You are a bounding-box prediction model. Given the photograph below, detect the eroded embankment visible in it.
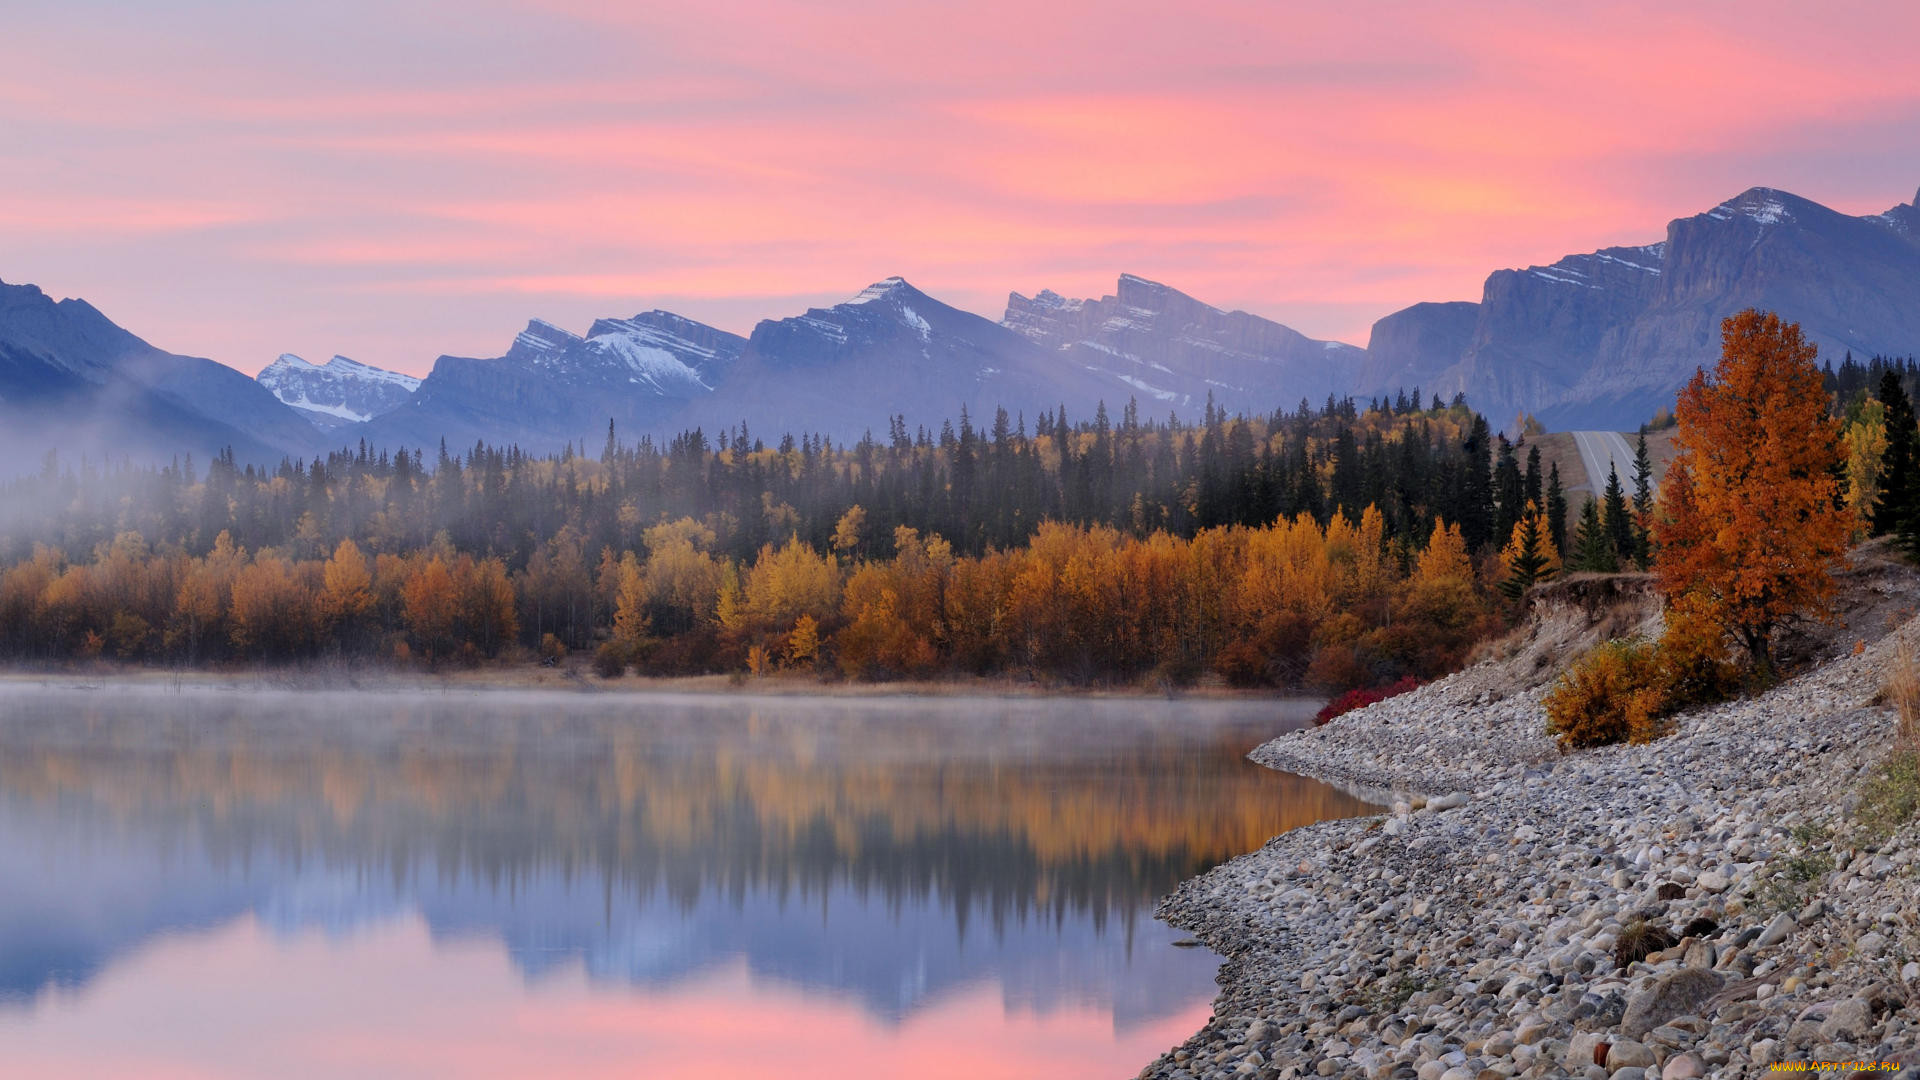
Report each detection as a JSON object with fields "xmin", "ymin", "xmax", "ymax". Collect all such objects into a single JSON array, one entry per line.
[{"xmin": 1141, "ymin": 556, "xmax": 1920, "ymax": 1080}]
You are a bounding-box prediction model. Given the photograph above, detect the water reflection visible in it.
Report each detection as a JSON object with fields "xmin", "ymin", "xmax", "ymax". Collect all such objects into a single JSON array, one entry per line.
[{"xmin": 0, "ymin": 685, "xmax": 1370, "ymax": 1076}]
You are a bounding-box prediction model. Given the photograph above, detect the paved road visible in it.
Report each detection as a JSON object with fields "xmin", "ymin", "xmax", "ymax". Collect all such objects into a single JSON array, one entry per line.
[{"xmin": 1569, "ymin": 430, "xmax": 1644, "ymax": 496}]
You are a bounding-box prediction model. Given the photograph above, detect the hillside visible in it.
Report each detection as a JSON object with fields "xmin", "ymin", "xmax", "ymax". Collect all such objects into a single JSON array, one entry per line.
[{"xmin": 1144, "ymin": 545, "xmax": 1920, "ymax": 1077}]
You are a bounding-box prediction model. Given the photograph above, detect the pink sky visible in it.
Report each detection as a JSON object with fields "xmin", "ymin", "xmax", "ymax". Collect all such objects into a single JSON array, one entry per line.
[
  {"xmin": 0, "ymin": 916, "xmax": 1210, "ymax": 1079},
  {"xmin": 3, "ymin": 0, "xmax": 1918, "ymax": 377}
]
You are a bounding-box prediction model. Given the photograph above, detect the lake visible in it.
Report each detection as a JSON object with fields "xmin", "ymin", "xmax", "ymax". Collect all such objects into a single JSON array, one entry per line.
[{"xmin": 0, "ymin": 684, "xmax": 1372, "ymax": 1079}]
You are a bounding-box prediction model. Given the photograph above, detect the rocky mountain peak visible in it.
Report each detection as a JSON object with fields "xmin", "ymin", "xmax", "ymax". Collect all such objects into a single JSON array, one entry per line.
[
  {"xmin": 255, "ymin": 351, "xmax": 422, "ymax": 429},
  {"xmin": 506, "ymin": 318, "xmax": 582, "ymax": 364},
  {"xmin": 845, "ymin": 276, "xmax": 918, "ymax": 306},
  {"xmin": 1002, "ymin": 274, "xmax": 1361, "ymax": 412}
]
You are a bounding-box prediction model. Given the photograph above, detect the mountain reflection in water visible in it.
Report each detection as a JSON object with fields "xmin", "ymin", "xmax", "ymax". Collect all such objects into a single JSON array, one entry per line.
[{"xmin": 0, "ymin": 685, "xmax": 1371, "ymax": 1078}]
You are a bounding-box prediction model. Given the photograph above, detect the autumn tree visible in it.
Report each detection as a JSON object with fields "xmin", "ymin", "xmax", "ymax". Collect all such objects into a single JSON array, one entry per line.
[
  {"xmin": 831, "ymin": 505, "xmax": 866, "ymax": 558},
  {"xmin": 319, "ymin": 539, "xmax": 375, "ymax": 646},
  {"xmin": 1843, "ymin": 396, "xmax": 1887, "ymax": 538},
  {"xmin": 612, "ymin": 551, "xmax": 650, "ymax": 654},
  {"xmin": 455, "ymin": 555, "xmax": 518, "ymax": 657},
  {"xmin": 401, "ymin": 555, "xmax": 459, "ymax": 661},
  {"xmin": 1654, "ymin": 310, "xmax": 1850, "ymax": 669},
  {"xmin": 786, "ymin": 613, "xmax": 821, "ymax": 670}
]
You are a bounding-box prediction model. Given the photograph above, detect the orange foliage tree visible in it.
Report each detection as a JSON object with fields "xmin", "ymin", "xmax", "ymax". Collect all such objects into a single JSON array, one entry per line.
[{"xmin": 1653, "ymin": 310, "xmax": 1850, "ymax": 668}]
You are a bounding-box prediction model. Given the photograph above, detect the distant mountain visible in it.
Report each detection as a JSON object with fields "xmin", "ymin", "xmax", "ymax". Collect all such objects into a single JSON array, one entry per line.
[
  {"xmin": 11, "ymin": 181, "xmax": 1920, "ymax": 462},
  {"xmin": 256, "ymin": 354, "xmax": 421, "ymax": 430},
  {"xmin": 1004, "ymin": 274, "xmax": 1365, "ymax": 415},
  {"xmin": 0, "ymin": 279, "xmax": 312, "ymax": 468},
  {"xmin": 688, "ymin": 276, "xmax": 1111, "ymax": 441},
  {"xmin": 355, "ymin": 309, "xmax": 745, "ymax": 453},
  {"xmin": 1361, "ymin": 186, "xmax": 1920, "ymax": 429}
]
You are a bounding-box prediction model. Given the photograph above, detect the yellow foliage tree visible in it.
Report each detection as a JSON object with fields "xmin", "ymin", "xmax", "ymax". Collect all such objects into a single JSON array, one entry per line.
[
  {"xmin": 319, "ymin": 539, "xmax": 374, "ymax": 634},
  {"xmin": 1844, "ymin": 397, "xmax": 1887, "ymax": 536},
  {"xmin": 401, "ymin": 555, "xmax": 458, "ymax": 660},
  {"xmin": 831, "ymin": 505, "xmax": 866, "ymax": 557},
  {"xmin": 612, "ymin": 551, "xmax": 650, "ymax": 651},
  {"xmin": 786, "ymin": 613, "xmax": 821, "ymax": 669}
]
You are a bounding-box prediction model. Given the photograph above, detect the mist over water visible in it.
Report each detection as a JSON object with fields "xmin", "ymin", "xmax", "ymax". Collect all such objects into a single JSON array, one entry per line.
[{"xmin": 0, "ymin": 686, "xmax": 1370, "ymax": 1078}]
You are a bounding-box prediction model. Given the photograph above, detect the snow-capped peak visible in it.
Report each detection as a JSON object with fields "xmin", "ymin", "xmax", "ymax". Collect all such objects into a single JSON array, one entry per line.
[
  {"xmin": 846, "ymin": 276, "xmax": 911, "ymax": 305},
  {"xmin": 1704, "ymin": 187, "xmax": 1798, "ymax": 227},
  {"xmin": 256, "ymin": 351, "xmax": 422, "ymax": 428}
]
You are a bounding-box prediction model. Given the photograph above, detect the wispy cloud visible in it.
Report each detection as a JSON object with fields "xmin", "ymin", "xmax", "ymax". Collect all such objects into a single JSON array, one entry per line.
[{"xmin": 2, "ymin": 0, "xmax": 1917, "ymax": 375}]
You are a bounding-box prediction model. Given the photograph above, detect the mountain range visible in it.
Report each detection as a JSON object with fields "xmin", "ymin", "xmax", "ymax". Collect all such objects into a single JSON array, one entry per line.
[
  {"xmin": 1365, "ymin": 186, "xmax": 1920, "ymax": 428},
  {"xmin": 3, "ymin": 183, "xmax": 1917, "ymax": 465}
]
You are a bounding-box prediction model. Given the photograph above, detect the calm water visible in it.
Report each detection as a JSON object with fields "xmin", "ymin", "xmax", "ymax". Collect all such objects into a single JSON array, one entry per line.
[{"xmin": 0, "ymin": 685, "xmax": 1371, "ymax": 1080}]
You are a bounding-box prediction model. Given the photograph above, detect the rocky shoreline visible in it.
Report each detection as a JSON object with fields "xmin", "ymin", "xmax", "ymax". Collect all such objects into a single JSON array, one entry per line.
[{"xmin": 1142, "ymin": 612, "xmax": 1920, "ymax": 1078}]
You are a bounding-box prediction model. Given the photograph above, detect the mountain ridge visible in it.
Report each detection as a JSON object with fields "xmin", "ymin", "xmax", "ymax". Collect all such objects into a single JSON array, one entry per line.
[
  {"xmin": 5, "ymin": 181, "xmax": 1919, "ymax": 470},
  {"xmin": 1360, "ymin": 184, "xmax": 1920, "ymax": 428}
]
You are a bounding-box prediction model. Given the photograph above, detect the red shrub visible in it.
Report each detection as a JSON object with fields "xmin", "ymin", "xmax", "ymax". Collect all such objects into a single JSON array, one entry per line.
[{"xmin": 1314, "ymin": 674, "xmax": 1420, "ymax": 725}]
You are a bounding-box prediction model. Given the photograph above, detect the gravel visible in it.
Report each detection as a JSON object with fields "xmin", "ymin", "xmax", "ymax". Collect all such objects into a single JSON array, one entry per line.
[{"xmin": 1139, "ymin": 620, "xmax": 1920, "ymax": 1079}]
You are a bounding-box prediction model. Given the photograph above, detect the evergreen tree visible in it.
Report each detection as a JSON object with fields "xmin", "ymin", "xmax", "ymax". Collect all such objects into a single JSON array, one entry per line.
[
  {"xmin": 1570, "ymin": 497, "xmax": 1617, "ymax": 573},
  {"xmin": 1498, "ymin": 501, "xmax": 1557, "ymax": 600},
  {"xmin": 1524, "ymin": 444, "xmax": 1543, "ymax": 510},
  {"xmin": 1458, "ymin": 415, "xmax": 1496, "ymax": 552},
  {"xmin": 1492, "ymin": 435, "xmax": 1523, "ymax": 549},
  {"xmin": 1602, "ymin": 464, "xmax": 1634, "ymax": 565},
  {"xmin": 1545, "ymin": 462, "xmax": 1568, "ymax": 558},
  {"xmin": 1872, "ymin": 370, "xmax": 1920, "ymax": 549},
  {"xmin": 1631, "ymin": 431, "xmax": 1654, "ymax": 568}
]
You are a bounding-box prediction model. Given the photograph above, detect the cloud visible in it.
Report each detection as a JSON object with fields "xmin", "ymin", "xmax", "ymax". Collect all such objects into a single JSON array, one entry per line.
[{"xmin": 1, "ymin": 0, "xmax": 1917, "ymax": 374}]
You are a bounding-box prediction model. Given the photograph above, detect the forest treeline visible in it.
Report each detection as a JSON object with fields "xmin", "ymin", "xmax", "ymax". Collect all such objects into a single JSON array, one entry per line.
[{"xmin": 0, "ymin": 394, "xmax": 1555, "ymax": 688}]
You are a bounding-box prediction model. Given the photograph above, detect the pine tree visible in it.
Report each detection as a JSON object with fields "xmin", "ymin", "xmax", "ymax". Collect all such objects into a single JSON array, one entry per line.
[
  {"xmin": 1872, "ymin": 370, "xmax": 1920, "ymax": 550},
  {"xmin": 1603, "ymin": 464, "xmax": 1634, "ymax": 565},
  {"xmin": 1458, "ymin": 415, "xmax": 1495, "ymax": 552},
  {"xmin": 1570, "ymin": 497, "xmax": 1617, "ymax": 573},
  {"xmin": 1492, "ymin": 436, "xmax": 1523, "ymax": 549},
  {"xmin": 1545, "ymin": 462, "xmax": 1568, "ymax": 558},
  {"xmin": 1498, "ymin": 501, "xmax": 1558, "ymax": 600},
  {"xmin": 1631, "ymin": 431, "xmax": 1654, "ymax": 567}
]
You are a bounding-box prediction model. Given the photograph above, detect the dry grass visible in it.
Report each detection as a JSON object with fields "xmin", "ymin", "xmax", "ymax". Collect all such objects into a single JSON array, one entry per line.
[
  {"xmin": 1837, "ymin": 642, "xmax": 1920, "ymax": 845},
  {"xmin": 1890, "ymin": 640, "xmax": 1920, "ymax": 748}
]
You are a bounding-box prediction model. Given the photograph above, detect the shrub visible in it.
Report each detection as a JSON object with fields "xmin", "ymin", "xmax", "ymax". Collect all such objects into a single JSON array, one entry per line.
[
  {"xmin": 1886, "ymin": 640, "xmax": 1920, "ymax": 747},
  {"xmin": 538, "ymin": 633, "xmax": 568, "ymax": 663},
  {"xmin": 591, "ymin": 640, "xmax": 628, "ymax": 679},
  {"xmin": 1854, "ymin": 750, "xmax": 1920, "ymax": 841},
  {"xmin": 1657, "ymin": 597, "xmax": 1741, "ymax": 709},
  {"xmin": 1544, "ymin": 638, "xmax": 1668, "ymax": 748},
  {"xmin": 1315, "ymin": 675, "xmax": 1420, "ymax": 725},
  {"xmin": 1547, "ymin": 602, "xmax": 1741, "ymax": 749}
]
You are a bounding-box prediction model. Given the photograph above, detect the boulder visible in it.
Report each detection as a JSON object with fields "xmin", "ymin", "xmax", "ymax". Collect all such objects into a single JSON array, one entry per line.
[{"xmin": 1621, "ymin": 969, "xmax": 1725, "ymax": 1039}]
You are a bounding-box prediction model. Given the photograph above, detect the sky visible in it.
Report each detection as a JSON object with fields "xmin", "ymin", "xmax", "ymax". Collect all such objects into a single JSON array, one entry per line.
[{"xmin": 4, "ymin": 0, "xmax": 1919, "ymax": 378}]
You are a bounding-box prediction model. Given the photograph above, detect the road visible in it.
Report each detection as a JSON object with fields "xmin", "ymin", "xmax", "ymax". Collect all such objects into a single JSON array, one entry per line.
[{"xmin": 1569, "ymin": 430, "xmax": 1646, "ymax": 496}]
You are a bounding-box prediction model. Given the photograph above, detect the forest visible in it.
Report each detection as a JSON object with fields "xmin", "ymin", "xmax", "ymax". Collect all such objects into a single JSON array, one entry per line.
[{"xmin": 0, "ymin": 392, "xmax": 1588, "ymax": 691}]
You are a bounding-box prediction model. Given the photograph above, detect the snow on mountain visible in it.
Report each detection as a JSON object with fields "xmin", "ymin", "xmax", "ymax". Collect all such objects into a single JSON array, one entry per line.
[
  {"xmin": 353, "ymin": 310, "xmax": 746, "ymax": 455},
  {"xmin": 256, "ymin": 353, "xmax": 422, "ymax": 430},
  {"xmin": 693, "ymin": 276, "xmax": 1112, "ymax": 440},
  {"xmin": 1004, "ymin": 274, "xmax": 1364, "ymax": 414}
]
